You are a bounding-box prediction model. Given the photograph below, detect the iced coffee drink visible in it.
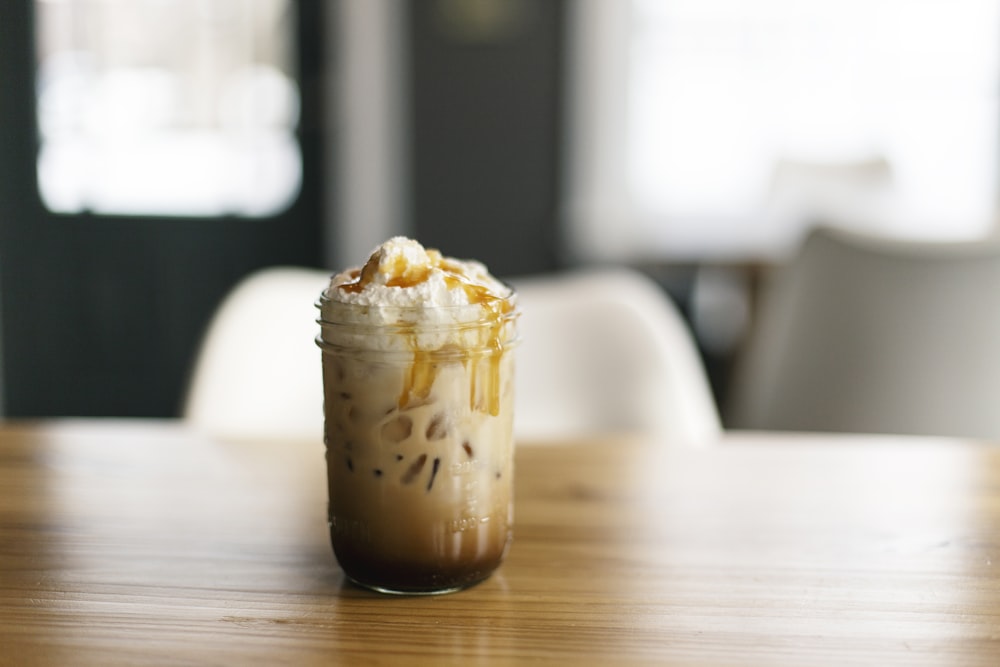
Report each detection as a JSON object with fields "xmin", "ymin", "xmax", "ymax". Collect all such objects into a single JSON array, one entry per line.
[{"xmin": 315, "ymin": 237, "xmax": 518, "ymax": 594}]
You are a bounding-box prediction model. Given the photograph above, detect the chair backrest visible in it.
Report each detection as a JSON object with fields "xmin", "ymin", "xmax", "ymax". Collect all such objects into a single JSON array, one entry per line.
[
  {"xmin": 727, "ymin": 226, "xmax": 1000, "ymax": 438},
  {"xmin": 183, "ymin": 267, "xmax": 330, "ymax": 442},
  {"xmin": 184, "ymin": 266, "xmax": 721, "ymax": 443},
  {"xmin": 509, "ymin": 269, "xmax": 720, "ymax": 442}
]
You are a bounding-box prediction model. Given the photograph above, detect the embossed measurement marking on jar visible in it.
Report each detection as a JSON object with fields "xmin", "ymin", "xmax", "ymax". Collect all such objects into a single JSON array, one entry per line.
[
  {"xmin": 449, "ymin": 459, "xmax": 488, "ymax": 476},
  {"xmin": 446, "ymin": 508, "xmax": 504, "ymax": 534}
]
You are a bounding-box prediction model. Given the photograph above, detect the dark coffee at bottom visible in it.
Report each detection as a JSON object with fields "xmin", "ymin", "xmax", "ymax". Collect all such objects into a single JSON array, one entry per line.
[{"xmin": 332, "ymin": 529, "xmax": 509, "ymax": 594}]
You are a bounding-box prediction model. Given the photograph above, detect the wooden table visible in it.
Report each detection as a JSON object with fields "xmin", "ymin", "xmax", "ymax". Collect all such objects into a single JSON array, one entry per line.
[{"xmin": 1, "ymin": 420, "xmax": 999, "ymax": 665}]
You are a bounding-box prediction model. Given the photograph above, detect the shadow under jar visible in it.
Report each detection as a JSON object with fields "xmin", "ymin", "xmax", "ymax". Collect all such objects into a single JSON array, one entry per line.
[{"xmin": 315, "ymin": 294, "xmax": 519, "ymax": 595}]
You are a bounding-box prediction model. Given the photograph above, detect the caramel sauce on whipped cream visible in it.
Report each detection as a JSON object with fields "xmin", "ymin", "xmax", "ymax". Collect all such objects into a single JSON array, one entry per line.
[{"xmin": 324, "ymin": 237, "xmax": 516, "ymax": 415}]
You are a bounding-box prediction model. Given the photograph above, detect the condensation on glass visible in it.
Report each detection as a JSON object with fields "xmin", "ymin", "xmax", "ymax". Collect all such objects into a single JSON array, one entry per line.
[{"xmin": 34, "ymin": 0, "xmax": 301, "ymax": 218}]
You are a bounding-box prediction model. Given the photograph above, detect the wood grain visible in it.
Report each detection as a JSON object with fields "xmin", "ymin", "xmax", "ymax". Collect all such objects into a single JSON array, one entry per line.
[{"xmin": 1, "ymin": 421, "xmax": 999, "ymax": 665}]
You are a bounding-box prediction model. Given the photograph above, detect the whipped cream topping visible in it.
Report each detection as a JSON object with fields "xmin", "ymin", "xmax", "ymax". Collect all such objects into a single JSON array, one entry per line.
[
  {"xmin": 322, "ymin": 237, "xmax": 512, "ymax": 317},
  {"xmin": 318, "ymin": 237, "xmax": 518, "ymax": 416}
]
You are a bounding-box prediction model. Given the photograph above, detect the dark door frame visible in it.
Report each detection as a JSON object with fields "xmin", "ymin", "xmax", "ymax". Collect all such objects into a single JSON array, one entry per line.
[{"xmin": 0, "ymin": 1, "xmax": 330, "ymax": 417}]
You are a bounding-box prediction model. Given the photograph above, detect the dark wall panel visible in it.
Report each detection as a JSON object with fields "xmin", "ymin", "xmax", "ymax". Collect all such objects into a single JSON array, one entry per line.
[{"xmin": 407, "ymin": 0, "xmax": 565, "ymax": 278}]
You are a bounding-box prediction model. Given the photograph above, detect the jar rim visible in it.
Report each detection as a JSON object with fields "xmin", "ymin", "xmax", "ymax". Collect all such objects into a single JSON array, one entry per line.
[
  {"xmin": 315, "ymin": 287, "xmax": 520, "ymax": 354},
  {"xmin": 315, "ymin": 287, "xmax": 519, "ymax": 325},
  {"xmin": 315, "ymin": 285, "xmax": 517, "ymax": 314}
]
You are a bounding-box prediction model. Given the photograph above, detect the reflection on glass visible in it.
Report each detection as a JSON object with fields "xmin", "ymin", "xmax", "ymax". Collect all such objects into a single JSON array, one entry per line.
[{"xmin": 35, "ymin": 0, "xmax": 301, "ymax": 218}]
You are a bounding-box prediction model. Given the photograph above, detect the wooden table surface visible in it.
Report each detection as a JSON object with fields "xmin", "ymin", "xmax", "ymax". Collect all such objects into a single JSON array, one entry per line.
[{"xmin": 1, "ymin": 420, "xmax": 999, "ymax": 665}]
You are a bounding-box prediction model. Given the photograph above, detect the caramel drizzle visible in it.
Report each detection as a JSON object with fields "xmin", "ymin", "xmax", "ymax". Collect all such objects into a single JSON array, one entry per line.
[
  {"xmin": 337, "ymin": 268, "xmax": 365, "ymax": 294},
  {"xmin": 337, "ymin": 250, "xmax": 512, "ymax": 415},
  {"xmin": 440, "ymin": 264, "xmax": 510, "ymax": 417},
  {"xmin": 337, "ymin": 256, "xmax": 433, "ymax": 293}
]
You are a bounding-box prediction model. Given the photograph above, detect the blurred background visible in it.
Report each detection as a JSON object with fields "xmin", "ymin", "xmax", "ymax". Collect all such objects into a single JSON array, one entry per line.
[{"xmin": 1, "ymin": 0, "xmax": 998, "ymax": 427}]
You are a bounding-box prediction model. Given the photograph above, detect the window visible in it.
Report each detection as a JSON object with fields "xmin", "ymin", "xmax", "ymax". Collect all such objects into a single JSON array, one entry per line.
[
  {"xmin": 565, "ymin": 0, "xmax": 1000, "ymax": 261},
  {"xmin": 35, "ymin": 0, "xmax": 301, "ymax": 217}
]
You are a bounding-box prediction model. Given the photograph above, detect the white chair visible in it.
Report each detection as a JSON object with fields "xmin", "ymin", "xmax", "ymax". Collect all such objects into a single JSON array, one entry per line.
[
  {"xmin": 183, "ymin": 267, "xmax": 330, "ymax": 442},
  {"xmin": 184, "ymin": 265, "xmax": 721, "ymax": 444},
  {"xmin": 727, "ymin": 226, "xmax": 1000, "ymax": 439},
  {"xmin": 509, "ymin": 268, "xmax": 720, "ymax": 442}
]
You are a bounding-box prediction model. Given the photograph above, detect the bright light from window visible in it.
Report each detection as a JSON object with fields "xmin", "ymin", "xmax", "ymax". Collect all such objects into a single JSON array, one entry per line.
[
  {"xmin": 35, "ymin": 0, "xmax": 301, "ymax": 218},
  {"xmin": 567, "ymin": 0, "xmax": 1000, "ymax": 261}
]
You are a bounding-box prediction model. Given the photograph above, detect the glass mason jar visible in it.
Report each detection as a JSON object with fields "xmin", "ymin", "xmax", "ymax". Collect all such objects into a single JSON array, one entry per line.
[{"xmin": 315, "ymin": 292, "xmax": 519, "ymax": 595}]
